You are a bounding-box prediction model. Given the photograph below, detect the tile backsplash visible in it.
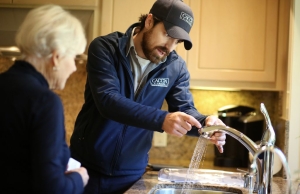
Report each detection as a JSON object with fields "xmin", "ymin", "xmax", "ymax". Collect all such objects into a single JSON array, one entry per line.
[{"xmin": 1, "ymin": 58, "xmax": 286, "ymax": 166}]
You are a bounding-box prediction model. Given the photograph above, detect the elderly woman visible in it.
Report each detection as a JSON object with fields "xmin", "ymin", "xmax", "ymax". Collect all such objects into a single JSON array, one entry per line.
[{"xmin": 0, "ymin": 4, "xmax": 89, "ymax": 194}]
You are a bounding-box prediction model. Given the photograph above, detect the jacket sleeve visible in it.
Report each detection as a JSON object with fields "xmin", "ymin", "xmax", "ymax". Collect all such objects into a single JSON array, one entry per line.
[
  {"xmin": 30, "ymin": 92, "xmax": 84, "ymax": 194},
  {"xmin": 164, "ymin": 58, "xmax": 207, "ymax": 137},
  {"xmin": 86, "ymin": 36, "xmax": 168, "ymax": 131}
]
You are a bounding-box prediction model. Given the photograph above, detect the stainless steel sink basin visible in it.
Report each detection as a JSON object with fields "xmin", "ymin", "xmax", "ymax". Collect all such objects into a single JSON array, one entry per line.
[
  {"xmin": 152, "ymin": 188, "xmax": 240, "ymax": 194},
  {"xmin": 149, "ymin": 184, "xmax": 243, "ymax": 194}
]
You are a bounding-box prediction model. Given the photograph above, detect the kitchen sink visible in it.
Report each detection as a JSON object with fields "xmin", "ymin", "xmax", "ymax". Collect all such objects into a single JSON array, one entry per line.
[
  {"xmin": 148, "ymin": 169, "xmax": 244, "ymax": 194},
  {"xmin": 149, "ymin": 184, "xmax": 243, "ymax": 194},
  {"xmin": 157, "ymin": 168, "xmax": 245, "ymax": 187},
  {"xmin": 152, "ymin": 188, "xmax": 241, "ymax": 194}
]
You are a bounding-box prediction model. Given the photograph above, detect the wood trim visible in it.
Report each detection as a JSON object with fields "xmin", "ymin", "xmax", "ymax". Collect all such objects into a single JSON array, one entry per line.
[{"xmin": 13, "ymin": 0, "xmax": 97, "ymax": 7}]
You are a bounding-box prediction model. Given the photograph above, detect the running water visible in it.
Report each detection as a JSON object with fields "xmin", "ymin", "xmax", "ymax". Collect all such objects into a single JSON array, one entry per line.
[{"xmin": 181, "ymin": 136, "xmax": 208, "ymax": 194}]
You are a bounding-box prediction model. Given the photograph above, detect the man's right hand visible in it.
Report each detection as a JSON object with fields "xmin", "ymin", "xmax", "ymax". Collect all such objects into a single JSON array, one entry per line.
[{"xmin": 162, "ymin": 112, "xmax": 202, "ymax": 137}]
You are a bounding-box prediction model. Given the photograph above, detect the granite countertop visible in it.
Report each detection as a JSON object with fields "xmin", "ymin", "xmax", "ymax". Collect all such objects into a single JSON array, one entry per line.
[{"xmin": 124, "ymin": 170, "xmax": 300, "ymax": 194}]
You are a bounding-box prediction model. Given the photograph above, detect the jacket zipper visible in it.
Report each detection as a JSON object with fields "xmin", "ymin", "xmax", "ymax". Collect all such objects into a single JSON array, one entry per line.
[
  {"xmin": 110, "ymin": 125, "xmax": 128, "ymax": 175},
  {"xmin": 109, "ymin": 56, "xmax": 134, "ymax": 175}
]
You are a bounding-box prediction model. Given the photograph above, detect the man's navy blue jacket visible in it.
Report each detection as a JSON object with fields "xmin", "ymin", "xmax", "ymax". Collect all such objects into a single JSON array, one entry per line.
[{"xmin": 70, "ymin": 23, "xmax": 207, "ymax": 177}]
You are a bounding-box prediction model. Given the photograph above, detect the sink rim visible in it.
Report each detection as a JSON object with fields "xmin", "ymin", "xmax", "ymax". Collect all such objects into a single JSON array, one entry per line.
[{"xmin": 148, "ymin": 183, "xmax": 243, "ymax": 194}]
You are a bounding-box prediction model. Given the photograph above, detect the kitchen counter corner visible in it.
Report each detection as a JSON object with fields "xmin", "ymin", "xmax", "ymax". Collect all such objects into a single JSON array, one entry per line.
[{"xmin": 124, "ymin": 170, "xmax": 300, "ymax": 194}]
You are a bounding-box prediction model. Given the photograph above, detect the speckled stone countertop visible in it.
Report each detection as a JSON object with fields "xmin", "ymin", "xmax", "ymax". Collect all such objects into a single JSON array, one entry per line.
[{"xmin": 124, "ymin": 170, "xmax": 300, "ymax": 194}]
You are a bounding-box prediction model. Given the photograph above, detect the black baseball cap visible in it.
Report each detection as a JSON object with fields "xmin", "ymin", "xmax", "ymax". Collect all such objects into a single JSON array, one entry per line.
[{"xmin": 150, "ymin": 0, "xmax": 194, "ymax": 50}]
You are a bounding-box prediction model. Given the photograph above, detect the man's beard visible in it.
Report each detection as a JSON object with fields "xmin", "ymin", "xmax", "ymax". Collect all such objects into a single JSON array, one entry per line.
[{"xmin": 141, "ymin": 28, "xmax": 170, "ymax": 64}]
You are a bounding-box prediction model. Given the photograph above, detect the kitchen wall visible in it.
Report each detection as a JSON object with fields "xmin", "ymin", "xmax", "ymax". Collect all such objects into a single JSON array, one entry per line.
[{"xmin": 0, "ymin": 57, "xmax": 286, "ymax": 168}]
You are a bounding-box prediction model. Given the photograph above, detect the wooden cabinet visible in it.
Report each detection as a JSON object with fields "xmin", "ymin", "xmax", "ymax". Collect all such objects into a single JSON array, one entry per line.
[
  {"xmin": 100, "ymin": 0, "xmax": 289, "ymax": 91},
  {"xmin": 0, "ymin": 0, "xmax": 290, "ymax": 90},
  {"xmin": 99, "ymin": 0, "xmax": 153, "ymax": 36},
  {"xmin": 12, "ymin": 0, "xmax": 97, "ymax": 7},
  {"xmin": 0, "ymin": 0, "xmax": 100, "ymax": 52},
  {"xmin": 0, "ymin": 0, "xmax": 12, "ymax": 3},
  {"xmin": 179, "ymin": 0, "xmax": 290, "ymax": 91}
]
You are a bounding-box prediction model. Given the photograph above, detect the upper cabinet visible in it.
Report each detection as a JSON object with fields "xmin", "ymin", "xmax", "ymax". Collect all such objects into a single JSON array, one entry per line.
[
  {"xmin": 0, "ymin": 0, "xmax": 12, "ymax": 3},
  {"xmin": 2, "ymin": 0, "xmax": 288, "ymax": 91},
  {"xmin": 99, "ymin": 0, "xmax": 154, "ymax": 36},
  {"xmin": 101, "ymin": 0, "xmax": 289, "ymax": 91},
  {"xmin": 179, "ymin": 0, "xmax": 290, "ymax": 91},
  {"xmin": 0, "ymin": 0, "xmax": 100, "ymax": 51}
]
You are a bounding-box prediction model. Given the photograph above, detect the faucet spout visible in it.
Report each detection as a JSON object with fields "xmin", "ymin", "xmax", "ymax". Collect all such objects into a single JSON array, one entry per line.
[{"xmin": 199, "ymin": 125, "xmax": 259, "ymax": 155}]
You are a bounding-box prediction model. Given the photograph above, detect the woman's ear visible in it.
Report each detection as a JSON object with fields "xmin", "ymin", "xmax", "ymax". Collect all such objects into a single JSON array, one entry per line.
[{"xmin": 51, "ymin": 50, "xmax": 60, "ymax": 70}]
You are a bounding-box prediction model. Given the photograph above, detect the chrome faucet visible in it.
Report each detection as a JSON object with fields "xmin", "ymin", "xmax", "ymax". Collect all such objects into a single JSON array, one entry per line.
[{"xmin": 198, "ymin": 103, "xmax": 289, "ymax": 194}]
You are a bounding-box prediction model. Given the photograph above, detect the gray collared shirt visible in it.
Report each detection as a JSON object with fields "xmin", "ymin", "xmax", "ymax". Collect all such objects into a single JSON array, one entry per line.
[{"xmin": 126, "ymin": 27, "xmax": 166, "ymax": 97}]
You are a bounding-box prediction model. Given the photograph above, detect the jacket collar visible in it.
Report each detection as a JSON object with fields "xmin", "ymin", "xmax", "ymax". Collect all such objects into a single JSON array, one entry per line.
[{"xmin": 12, "ymin": 60, "xmax": 49, "ymax": 88}]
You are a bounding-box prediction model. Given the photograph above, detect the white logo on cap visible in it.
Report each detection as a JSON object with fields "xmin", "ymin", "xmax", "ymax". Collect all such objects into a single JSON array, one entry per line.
[{"xmin": 180, "ymin": 12, "xmax": 193, "ymax": 27}]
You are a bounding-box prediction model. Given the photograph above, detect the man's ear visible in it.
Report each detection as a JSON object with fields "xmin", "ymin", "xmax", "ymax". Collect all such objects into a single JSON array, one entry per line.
[{"xmin": 145, "ymin": 14, "xmax": 154, "ymax": 30}]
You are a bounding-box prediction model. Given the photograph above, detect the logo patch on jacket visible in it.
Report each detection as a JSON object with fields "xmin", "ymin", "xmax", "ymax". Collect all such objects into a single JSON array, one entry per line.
[{"xmin": 150, "ymin": 78, "xmax": 169, "ymax": 87}]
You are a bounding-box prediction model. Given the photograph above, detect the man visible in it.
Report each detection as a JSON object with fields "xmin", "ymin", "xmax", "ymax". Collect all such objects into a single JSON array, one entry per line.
[{"xmin": 70, "ymin": 0, "xmax": 226, "ymax": 193}]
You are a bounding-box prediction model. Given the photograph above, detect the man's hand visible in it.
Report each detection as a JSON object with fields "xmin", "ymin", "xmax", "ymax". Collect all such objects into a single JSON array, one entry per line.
[
  {"xmin": 162, "ymin": 112, "xmax": 202, "ymax": 137},
  {"xmin": 205, "ymin": 115, "xmax": 226, "ymax": 153}
]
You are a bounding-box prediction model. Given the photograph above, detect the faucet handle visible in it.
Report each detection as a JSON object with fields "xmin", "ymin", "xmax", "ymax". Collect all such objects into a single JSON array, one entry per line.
[
  {"xmin": 260, "ymin": 103, "xmax": 274, "ymax": 132},
  {"xmin": 260, "ymin": 103, "xmax": 276, "ymax": 145}
]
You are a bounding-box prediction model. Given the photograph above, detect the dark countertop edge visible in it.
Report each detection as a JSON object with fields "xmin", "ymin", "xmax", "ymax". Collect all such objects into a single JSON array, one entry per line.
[{"xmin": 124, "ymin": 170, "xmax": 300, "ymax": 194}]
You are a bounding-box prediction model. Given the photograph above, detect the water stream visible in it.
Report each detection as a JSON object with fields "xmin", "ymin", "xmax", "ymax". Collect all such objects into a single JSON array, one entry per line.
[{"xmin": 181, "ymin": 136, "xmax": 208, "ymax": 194}]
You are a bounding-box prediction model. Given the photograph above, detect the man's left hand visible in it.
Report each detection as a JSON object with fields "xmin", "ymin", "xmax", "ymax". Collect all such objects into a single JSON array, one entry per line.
[{"xmin": 204, "ymin": 115, "xmax": 226, "ymax": 153}]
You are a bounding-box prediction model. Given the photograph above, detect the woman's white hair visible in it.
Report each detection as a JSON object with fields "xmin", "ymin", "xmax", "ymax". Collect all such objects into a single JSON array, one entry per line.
[{"xmin": 15, "ymin": 4, "xmax": 87, "ymax": 59}]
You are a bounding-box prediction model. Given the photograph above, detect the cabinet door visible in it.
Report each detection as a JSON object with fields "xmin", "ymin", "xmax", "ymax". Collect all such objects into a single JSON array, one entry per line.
[
  {"xmin": 13, "ymin": 0, "xmax": 97, "ymax": 6},
  {"xmin": 183, "ymin": 0, "xmax": 288, "ymax": 90},
  {"xmin": 100, "ymin": 0, "xmax": 153, "ymax": 35},
  {"xmin": 0, "ymin": 0, "xmax": 12, "ymax": 3},
  {"xmin": 99, "ymin": 0, "xmax": 288, "ymax": 90}
]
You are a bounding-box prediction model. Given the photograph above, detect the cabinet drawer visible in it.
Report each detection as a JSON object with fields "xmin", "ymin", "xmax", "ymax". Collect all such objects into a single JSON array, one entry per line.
[{"xmin": 13, "ymin": 0, "xmax": 97, "ymax": 7}]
